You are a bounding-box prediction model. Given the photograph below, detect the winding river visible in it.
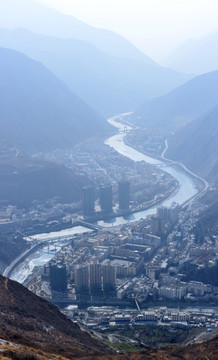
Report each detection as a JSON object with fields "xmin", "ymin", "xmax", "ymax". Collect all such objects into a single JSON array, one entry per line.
[
  {"xmin": 97, "ymin": 114, "xmax": 206, "ymax": 227},
  {"xmin": 8, "ymin": 114, "xmax": 207, "ymax": 283}
]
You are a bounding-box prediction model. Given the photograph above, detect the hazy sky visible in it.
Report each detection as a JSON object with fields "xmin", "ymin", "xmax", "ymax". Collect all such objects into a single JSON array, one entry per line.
[{"xmin": 38, "ymin": 0, "xmax": 218, "ymax": 61}]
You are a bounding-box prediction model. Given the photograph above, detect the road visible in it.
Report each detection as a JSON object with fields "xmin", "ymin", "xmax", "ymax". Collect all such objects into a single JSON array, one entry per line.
[{"xmin": 161, "ymin": 138, "xmax": 209, "ymax": 208}]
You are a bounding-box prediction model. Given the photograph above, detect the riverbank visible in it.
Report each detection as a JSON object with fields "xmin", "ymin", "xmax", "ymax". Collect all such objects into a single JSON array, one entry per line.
[
  {"xmin": 45, "ymin": 296, "xmax": 218, "ymax": 311},
  {"xmin": 97, "ymin": 115, "xmax": 202, "ymax": 227},
  {"xmin": 124, "ymin": 131, "xmax": 206, "ymax": 196}
]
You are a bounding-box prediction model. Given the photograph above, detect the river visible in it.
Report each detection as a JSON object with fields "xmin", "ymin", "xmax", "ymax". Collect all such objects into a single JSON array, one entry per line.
[
  {"xmin": 9, "ymin": 114, "xmax": 205, "ymax": 283},
  {"xmin": 97, "ymin": 114, "xmax": 203, "ymax": 227},
  {"xmin": 9, "ymin": 226, "xmax": 93, "ymax": 284}
]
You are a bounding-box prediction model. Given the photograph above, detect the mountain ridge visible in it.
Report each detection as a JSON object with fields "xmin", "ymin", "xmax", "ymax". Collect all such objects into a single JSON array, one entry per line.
[
  {"xmin": 164, "ymin": 30, "xmax": 218, "ymax": 74},
  {"xmin": 0, "ymin": 28, "xmax": 191, "ymax": 114},
  {"xmin": 0, "ymin": 0, "xmax": 154, "ymax": 64},
  {"xmin": 133, "ymin": 70, "xmax": 218, "ymax": 129},
  {"xmin": 166, "ymin": 105, "xmax": 218, "ymax": 183},
  {"xmin": 0, "ymin": 47, "xmax": 112, "ymax": 154}
]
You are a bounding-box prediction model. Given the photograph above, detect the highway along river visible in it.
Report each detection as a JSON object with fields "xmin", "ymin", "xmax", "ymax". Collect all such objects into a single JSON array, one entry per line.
[{"xmin": 8, "ymin": 114, "xmax": 207, "ymax": 283}]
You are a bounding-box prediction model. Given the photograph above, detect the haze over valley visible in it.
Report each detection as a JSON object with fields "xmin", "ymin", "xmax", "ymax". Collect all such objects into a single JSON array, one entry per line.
[{"xmin": 0, "ymin": 1, "xmax": 218, "ymax": 359}]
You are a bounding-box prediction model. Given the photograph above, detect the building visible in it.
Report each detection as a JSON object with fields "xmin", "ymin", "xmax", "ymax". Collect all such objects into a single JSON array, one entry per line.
[
  {"xmin": 144, "ymin": 234, "xmax": 161, "ymax": 248},
  {"xmin": 82, "ymin": 186, "xmax": 95, "ymax": 215},
  {"xmin": 188, "ymin": 281, "xmax": 204, "ymax": 296},
  {"xmin": 157, "ymin": 204, "xmax": 179, "ymax": 223},
  {"xmin": 146, "ymin": 265, "xmax": 160, "ymax": 280},
  {"xmin": 99, "ymin": 184, "xmax": 113, "ymax": 212},
  {"xmin": 74, "ymin": 263, "xmax": 102, "ymax": 294},
  {"xmin": 102, "ymin": 263, "xmax": 116, "ymax": 292},
  {"xmin": 151, "ymin": 204, "xmax": 179, "ymax": 235},
  {"xmin": 49, "ymin": 263, "xmax": 67, "ymax": 292},
  {"xmin": 215, "ymin": 238, "xmax": 218, "ymax": 255},
  {"xmin": 159, "ymin": 285, "xmax": 186, "ymax": 300},
  {"xmin": 89, "ymin": 263, "xmax": 102, "ymax": 292},
  {"xmin": 74, "ymin": 265, "xmax": 89, "ymax": 293},
  {"xmin": 117, "ymin": 281, "xmax": 132, "ymax": 299},
  {"xmin": 171, "ymin": 312, "xmax": 190, "ymax": 322},
  {"xmin": 157, "ymin": 206, "xmax": 168, "ymax": 221},
  {"xmin": 124, "ymin": 243, "xmax": 153, "ymax": 259},
  {"xmin": 135, "ymin": 312, "xmax": 157, "ymax": 322},
  {"xmin": 159, "ymin": 286, "xmax": 176, "ymax": 299},
  {"xmin": 151, "ymin": 217, "xmax": 165, "ymax": 235},
  {"xmin": 110, "ymin": 258, "xmax": 144, "ymax": 277},
  {"xmin": 118, "ymin": 180, "xmax": 130, "ymax": 210}
]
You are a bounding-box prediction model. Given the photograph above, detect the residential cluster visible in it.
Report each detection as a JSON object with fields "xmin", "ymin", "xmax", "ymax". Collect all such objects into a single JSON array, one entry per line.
[
  {"xmin": 62, "ymin": 305, "xmax": 218, "ymax": 331},
  {"xmin": 26, "ymin": 200, "xmax": 218, "ymax": 316}
]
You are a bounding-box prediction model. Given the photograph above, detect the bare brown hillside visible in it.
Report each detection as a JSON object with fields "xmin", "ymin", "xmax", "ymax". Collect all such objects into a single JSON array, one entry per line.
[
  {"xmin": 0, "ymin": 274, "xmax": 217, "ymax": 360},
  {"xmin": 0, "ymin": 275, "xmax": 111, "ymax": 358}
]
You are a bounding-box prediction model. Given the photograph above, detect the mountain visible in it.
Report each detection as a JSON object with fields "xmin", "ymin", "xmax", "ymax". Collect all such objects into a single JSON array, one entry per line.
[
  {"xmin": 0, "ymin": 0, "xmax": 154, "ymax": 64},
  {"xmin": 164, "ymin": 31, "xmax": 218, "ymax": 74},
  {"xmin": 0, "ymin": 155, "xmax": 93, "ymax": 272},
  {"xmin": 0, "ymin": 274, "xmax": 110, "ymax": 359},
  {"xmin": 0, "ymin": 276, "xmax": 218, "ymax": 360},
  {"xmin": 193, "ymin": 193, "xmax": 218, "ymax": 243},
  {"xmin": 0, "ymin": 28, "xmax": 191, "ymax": 114},
  {"xmin": 0, "ymin": 156, "xmax": 91, "ymax": 206},
  {"xmin": 133, "ymin": 70, "xmax": 218, "ymax": 129},
  {"xmin": 1, "ymin": 338, "xmax": 218, "ymax": 360},
  {"xmin": 0, "ymin": 233, "xmax": 27, "ymax": 273},
  {"xmin": 166, "ymin": 105, "xmax": 218, "ymax": 182},
  {"xmin": 0, "ymin": 47, "xmax": 112, "ymax": 154},
  {"xmin": 167, "ymin": 105, "xmax": 218, "ymax": 252}
]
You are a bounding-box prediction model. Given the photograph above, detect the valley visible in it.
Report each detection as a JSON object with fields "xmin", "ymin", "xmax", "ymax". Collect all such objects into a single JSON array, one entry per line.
[
  {"xmin": 0, "ymin": 1, "xmax": 218, "ymax": 358},
  {"xmin": 2, "ymin": 116, "xmax": 217, "ymax": 348}
]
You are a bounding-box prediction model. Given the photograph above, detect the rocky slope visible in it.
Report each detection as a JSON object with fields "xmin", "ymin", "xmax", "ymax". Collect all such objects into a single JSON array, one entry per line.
[
  {"xmin": 93, "ymin": 337, "xmax": 218, "ymax": 359},
  {"xmin": 0, "ymin": 275, "xmax": 110, "ymax": 359},
  {"xmin": 0, "ymin": 274, "xmax": 218, "ymax": 359}
]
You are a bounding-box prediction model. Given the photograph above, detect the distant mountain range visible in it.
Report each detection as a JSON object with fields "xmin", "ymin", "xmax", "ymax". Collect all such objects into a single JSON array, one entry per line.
[
  {"xmin": 164, "ymin": 31, "xmax": 218, "ymax": 74},
  {"xmin": 0, "ymin": 0, "xmax": 154, "ymax": 64},
  {"xmin": 133, "ymin": 70, "xmax": 218, "ymax": 129},
  {"xmin": 0, "ymin": 28, "xmax": 191, "ymax": 114},
  {"xmin": 0, "ymin": 47, "xmax": 112, "ymax": 154}
]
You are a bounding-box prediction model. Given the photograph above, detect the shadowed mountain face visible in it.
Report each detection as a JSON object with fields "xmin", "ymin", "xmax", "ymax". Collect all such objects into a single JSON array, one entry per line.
[
  {"xmin": 0, "ymin": 47, "xmax": 112, "ymax": 154},
  {"xmin": 164, "ymin": 31, "xmax": 218, "ymax": 74},
  {"xmin": 133, "ymin": 70, "xmax": 218, "ymax": 129},
  {"xmin": 0, "ymin": 233, "xmax": 27, "ymax": 271},
  {"xmin": 0, "ymin": 28, "xmax": 191, "ymax": 114},
  {"xmin": 166, "ymin": 106, "xmax": 218, "ymax": 183},
  {"xmin": 0, "ymin": 156, "xmax": 91, "ymax": 207}
]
